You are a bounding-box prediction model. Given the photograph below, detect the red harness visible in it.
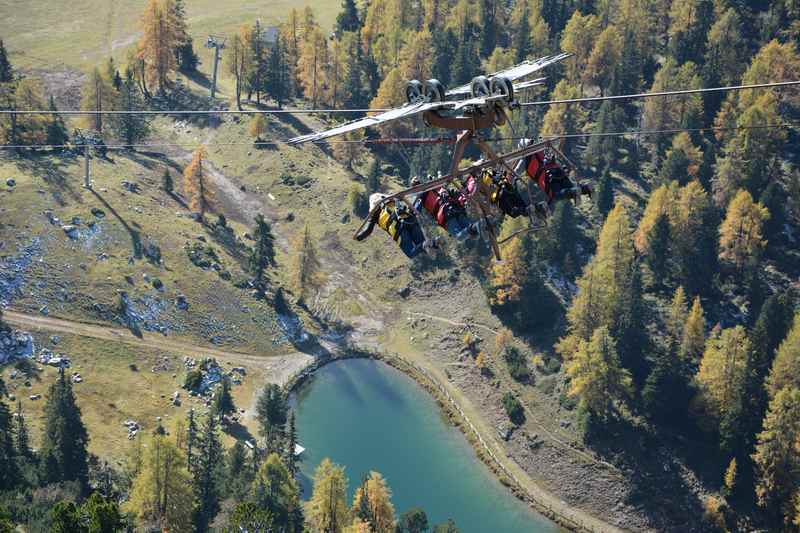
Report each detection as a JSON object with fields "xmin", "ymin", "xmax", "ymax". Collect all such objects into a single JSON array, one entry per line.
[
  {"xmin": 525, "ymin": 153, "xmax": 562, "ymax": 201},
  {"xmin": 419, "ymin": 183, "xmax": 471, "ymax": 229}
]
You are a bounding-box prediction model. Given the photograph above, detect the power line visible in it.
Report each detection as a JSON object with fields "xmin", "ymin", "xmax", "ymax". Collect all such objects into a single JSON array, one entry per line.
[
  {"xmin": 0, "ymin": 121, "xmax": 795, "ymax": 151},
  {"xmin": 1, "ymin": 80, "xmax": 798, "ymax": 116},
  {"xmin": 519, "ymin": 80, "xmax": 800, "ymax": 106}
]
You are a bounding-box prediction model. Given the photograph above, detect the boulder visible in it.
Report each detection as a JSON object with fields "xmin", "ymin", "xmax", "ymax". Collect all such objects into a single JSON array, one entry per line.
[
  {"xmin": 175, "ymin": 294, "xmax": 189, "ymax": 311},
  {"xmin": 91, "ymin": 207, "xmax": 105, "ymax": 218},
  {"xmin": 398, "ymin": 286, "xmax": 411, "ymax": 298},
  {"xmin": 6, "ymin": 178, "xmax": 16, "ymax": 187},
  {"xmin": 62, "ymin": 225, "xmax": 79, "ymax": 239}
]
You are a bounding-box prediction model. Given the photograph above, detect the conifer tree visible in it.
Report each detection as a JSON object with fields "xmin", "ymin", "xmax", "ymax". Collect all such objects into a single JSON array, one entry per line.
[
  {"xmin": 191, "ymin": 413, "xmax": 223, "ymax": 532},
  {"xmin": 183, "ymin": 146, "xmax": 214, "ymax": 218},
  {"xmin": 250, "ymin": 214, "xmax": 276, "ymax": 288},
  {"xmin": 704, "ymin": 9, "xmax": 746, "ymax": 87},
  {"xmin": 46, "ymin": 96, "xmax": 69, "ymax": 149},
  {"xmin": 595, "ymin": 165, "xmax": 614, "ymax": 217},
  {"xmin": 667, "ymin": 0, "xmax": 713, "ymax": 64},
  {"xmin": 560, "ymin": 11, "xmax": 602, "ymax": 89},
  {"xmin": 559, "ymin": 204, "xmax": 643, "ymax": 383},
  {"xmin": 718, "ymin": 189, "xmax": 770, "ymax": 271},
  {"xmin": 13, "ymin": 78, "xmax": 49, "ymax": 146},
  {"xmin": 80, "ymin": 67, "xmax": 115, "ymax": 133},
  {"xmin": 0, "ymin": 39, "xmax": 12, "ymax": 83},
  {"xmin": 112, "ymin": 69, "xmax": 150, "ymax": 148},
  {"xmin": 297, "ymin": 28, "xmax": 328, "ymax": 108},
  {"xmin": 138, "ymin": 0, "xmax": 179, "ymax": 94},
  {"xmin": 541, "ymin": 80, "xmax": 587, "ymax": 155},
  {"xmin": 643, "ymin": 59, "xmax": 704, "ymax": 153},
  {"xmin": 752, "ymin": 387, "xmax": 800, "ymax": 526},
  {"xmin": 252, "ymin": 453, "xmax": 301, "ymax": 529},
  {"xmin": 584, "ymin": 102, "xmax": 626, "ymax": 170},
  {"xmin": 512, "ymin": 2, "xmax": 530, "ymax": 63},
  {"xmin": 225, "ymin": 441, "xmax": 250, "ymax": 501},
  {"xmin": 766, "ymin": 312, "xmax": 800, "ymax": 400},
  {"xmin": 40, "ymin": 369, "xmax": 90, "ymax": 489},
  {"xmin": 256, "ymin": 384, "xmax": 288, "ymax": 452},
  {"xmin": 538, "ymin": 201, "xmax": 579, "ymax": 273},
  {"xmin": 567, "ymin": 326, "xmax": 633, "ymax": 421},
  {"xmin": 308, "ymin": 458, "xmax": 350, "ymax": 533},
  {"xmin": 162, "ymin": 168, "xmax": 173, "ymax": 193},
  {"xmin": 646, "ymin": 213, "xmax": 671, "ymax": 285},
  {"xmin": 672, "ymin": 181, "xmax": 718, "ymax": 296},
  {"xmin": 351, "ymin": 471, "xmax": 396, "ymax": 533},
  {"xmin": 285, "ymin": 412, "xmax": 298, "ymax": 476},
  {"xmin": 126, "ymin": 432, "xmax": 193, "ymax": 531},
  {"xmin": 212, "ymin": 376, "xmax": 235, "ymax": 422},
  {"xmin": 398, "ymin": 508, "xmax": 429, "ymax": 533},
  {"xmin": 585, "ymin": 25, "xmax": 623, "ymax": 96},
  {"xmin": 681, "ymin": 296, "xmax": 706, "ymax": 363},
  {"xmin": 171, "ymin": 0, "xmax": 197, "ymax": 73},
  {"xmin": 696, "ymin": 326, "xmax": 750, "ymax": 425},
  {"xmin": 336, "ymin": 0, "xmax": 360, "ymax": 35},
  {"xmin": 266, "ymin": 36, "xmax": 290, "ymax": 108},
  {"xmin": 187, "ymin": 407, "xmax": 198, "ymax": 470},
  {"xmin": 14, "ymin": 399, "xmax": 30, "ymax": 458},
  {"xmin": 0, "ymin": 400, "xmax": 19, "ymax": 491},
  {"xmin": 291, "ymin": 223, "xmax": 322, "ymax": 304},
  {"xmin": 227, "ymin": 31, "xmax": 247, "ymax": 110}
]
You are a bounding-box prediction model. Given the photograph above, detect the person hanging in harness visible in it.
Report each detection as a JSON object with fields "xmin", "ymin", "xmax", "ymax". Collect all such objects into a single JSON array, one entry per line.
[
  {"xmin": 355, "ymin": 193, "xmax": 435, "ymax": 259},
  {"xmin": 411, "ymin": 175, "xmax": 481, "ymax": 240},
  {"xmin": 477, "ymin": 167, "xmax": 529, "ymax": 218},
  {"xmin": 515, "ymin": 139, "xmax": 592, "ymax": 215}
]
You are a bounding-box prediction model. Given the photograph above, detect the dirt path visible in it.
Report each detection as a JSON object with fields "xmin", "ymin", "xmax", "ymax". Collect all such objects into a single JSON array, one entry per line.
[
  {"xmin": 407, "ymin": 311, "xmax": 499, "ymax": 336},
  {"xmin": 4, "ymin": 310, "xmax": 312, "ymax": 385}
]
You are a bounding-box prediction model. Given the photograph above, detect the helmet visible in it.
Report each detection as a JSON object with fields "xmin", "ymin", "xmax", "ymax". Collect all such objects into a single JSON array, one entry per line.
[
  {"xmin": 410, "ymin": 176, "xmax": 421, "ymax": 186},
  {"xmin": 517, "ymin": 138, "xmax": 532, "ymax": 149}
]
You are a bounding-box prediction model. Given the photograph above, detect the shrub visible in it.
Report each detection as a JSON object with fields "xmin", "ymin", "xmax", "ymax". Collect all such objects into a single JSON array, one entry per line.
[
  {"xmin": 502, "ymin": 392, "xmax": 525, "ymax": 425},
  {"xmin": 504, "ymin": 346, "xmax": 530, "ymax": 383},
  {"xmin": 183, "ymin": 369, "xmax": 203, "ymax": 392}
]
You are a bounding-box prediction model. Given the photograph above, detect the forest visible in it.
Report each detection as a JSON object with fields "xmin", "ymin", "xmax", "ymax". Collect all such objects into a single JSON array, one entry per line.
[{"xmin": 1, "ymin": 0, "xmax": 800, "ymax": 531}]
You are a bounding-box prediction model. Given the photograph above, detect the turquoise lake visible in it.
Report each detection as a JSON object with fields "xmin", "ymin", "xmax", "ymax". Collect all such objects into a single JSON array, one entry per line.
[{"xmin": 292, "ymin": 358, "xmax": 558, "ymax": 532}]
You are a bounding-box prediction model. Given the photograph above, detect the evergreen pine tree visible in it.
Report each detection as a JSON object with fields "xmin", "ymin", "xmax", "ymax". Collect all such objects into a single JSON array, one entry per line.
[
  {"xmin": 0, "ymin": 400, "xmax": 19, "ymax": 491},
  {"xmin": 256, "ymin": 384, "xmax": 288, "ymax": 453},
  {"xmin": 40, "ymin": 369, "xmax": 90, "ymax": 490},
  {"xmin": 285, "ymin": 412, "xmax": 298, "ymax": 476},
  {"xmin": 186, "ymin": 408, "xmax": 198, "ymax": 470},
  {"xmin": 111, "ymin": 68, "xmax": 150, "ymax": 148},
  {"xmin": 0, "ymin": 39, "xmax": 12, "ymax": 83},
  {"xmin": 250, "ymin": 214, "xmax": 276, "ymax": 288},
  {"xmin": 45, "ymin": 96, "xmax": 69, "ymax": 149},
  {"xmin": 478, "ymin": 0, "xmax": 496, "ymax": 58},
  {"xmin": 646, "ymin": 212, "xmax": 671, "ymax": 285},
  {"xmin": 291, "ymin": 224, "xmax": 322, "ymax": 304},
  {"xmin": 265, "ymin": 36, "xmax": 290, "ymax": 108},
  {"xmin": 336, "ymin": 0, "xmax": 360, "ymax": 34},
  {"xmin": 343, "ymin": 34, "xmax": 367, "ymax": 110},
  {"xmin": 513, "ymin": 3, "xmax": 530, "ymax": 63},
  {"xmin": 14, "ymin": 399, "xmax": 30, "ymax": 458},
  {"xmin": 212, "ymin": 377, "xmax": 235, "ymax": 422},
  {"xmin": 595, "ymin": 165, "xmax": 614, "ymax": 217},
  {"xmin": 191, "ymin": 413, "xmax": 223, "ymax": 532},
  {"xmin": 162, "ymin": 168, "xmax": 173, "ymax": 193}
]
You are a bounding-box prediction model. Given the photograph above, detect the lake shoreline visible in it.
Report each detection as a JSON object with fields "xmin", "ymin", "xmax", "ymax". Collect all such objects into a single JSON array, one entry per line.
[{"xmin": 284, "ymin": 346, "xmax": 593, "ymax": 533}]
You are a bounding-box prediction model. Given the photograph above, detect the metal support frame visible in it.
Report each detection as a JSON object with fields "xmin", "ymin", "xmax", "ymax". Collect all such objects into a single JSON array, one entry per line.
[{"xmin": 205, "ymin": 36, "xmax": 226, "ymax": 99}]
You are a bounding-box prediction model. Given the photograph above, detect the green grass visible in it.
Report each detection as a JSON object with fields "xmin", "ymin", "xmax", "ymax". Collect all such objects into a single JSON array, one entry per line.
[
  {"xmin": 0, "ymin": 149, "xmax": 290, "ymax": 355},
  {"xmin": 1, "ymin": 0, "xmax": 341, "ymax": 70},
  {"xmin": 0, "ymin": 331, "xmax": 266, "ymax": 464}
]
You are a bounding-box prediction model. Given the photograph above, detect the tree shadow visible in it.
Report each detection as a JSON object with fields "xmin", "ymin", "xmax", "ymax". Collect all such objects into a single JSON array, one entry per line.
[
  {"xmin": 89, "ymin": 189, "xmax": 142, "ymax": 259},
  {"xmin": 589, "ymin": 416, "xmax": 709, "ymax": 531},
  {"xmin": 11, "ymin": 151, "xmax": 82, "ymax": 205},
  {"xmin": 223, "ymin": 420, "xmax": 254, "ymax": 442}
]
